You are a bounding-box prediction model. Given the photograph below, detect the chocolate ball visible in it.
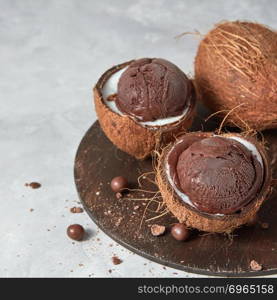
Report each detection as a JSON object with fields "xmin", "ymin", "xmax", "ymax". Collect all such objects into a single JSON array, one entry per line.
[
  {"xmin": 171, "ymin": 223, "xmax": 190, "ymax": 241},
  {"xmin": 67, "ymin": 224, "xmax": 85, "ymax": 241},
  {"xmin": 110, "ymin": 176, "xmax": 128, "ymax": 193}
]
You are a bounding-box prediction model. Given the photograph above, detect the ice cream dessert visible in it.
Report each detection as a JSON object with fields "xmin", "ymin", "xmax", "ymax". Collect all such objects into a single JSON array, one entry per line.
[
  {"xmin": 94, "ymin": 59, "xmax": 196, "ymax": 159},
  {"xmin": 175, "ymin": 136, "xmax": 263, "ymax": 214},
  {"xmin": 116, "ymin": 58, "xmax": 192, "ymax": 122},
  {"xmin": 157, "ymin": 132, "xmax": 271, "ymax": 233}
]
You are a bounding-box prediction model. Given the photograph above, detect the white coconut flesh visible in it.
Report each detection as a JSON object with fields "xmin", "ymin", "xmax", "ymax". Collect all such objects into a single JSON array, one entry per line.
[
  {"xmin": 165, "ymin": 135, "xmax": 264, "ymax": 216},
  {"xmin": 101, "ymin": 67, "xmax": 191, "ymax": 128}
]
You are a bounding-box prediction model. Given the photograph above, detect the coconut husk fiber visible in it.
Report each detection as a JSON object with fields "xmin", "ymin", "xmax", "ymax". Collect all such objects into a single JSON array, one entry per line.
[
  {"xmin": 195, "ymin": 21, "xmax": 277, "ymax": 131},
  {"xmin": 94, "ymin": 61, "xmax": 196, "ymax": 160},
  {"xmin": 156, "ymin": 132, "xmax": 272, "ymax": 233}
]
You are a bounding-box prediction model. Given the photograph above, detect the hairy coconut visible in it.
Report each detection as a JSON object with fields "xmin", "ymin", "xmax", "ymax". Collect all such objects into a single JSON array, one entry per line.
[
  {"xmin": 94, "ymin": 61, "xmax": 196, "ymax": 159},
  {"xmin": 195, "ymin": 21, "xmax": 277, "ymax": 131},
  {"xmin": 156, "ymin": 132, "xmax": 272, "ymax": 233}
]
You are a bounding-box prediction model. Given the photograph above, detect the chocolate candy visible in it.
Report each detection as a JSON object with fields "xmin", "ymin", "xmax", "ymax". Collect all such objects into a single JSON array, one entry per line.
[
  {"xmin": 110, "ymin": 176, "xmax": 128, "ymax": 193},
  {"xmin": 67, "ymin": 224, "xmax": 85, "ymax": 241},
  {"xmin": 171, "ymin": 223, "xmax": 190, "ymax": 241}
]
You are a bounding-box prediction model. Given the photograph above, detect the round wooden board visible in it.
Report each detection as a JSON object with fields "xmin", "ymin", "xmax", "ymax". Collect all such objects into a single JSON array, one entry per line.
[{"xmin": 74, "ymin": 108, "xmax": 277, "ymax": 277}]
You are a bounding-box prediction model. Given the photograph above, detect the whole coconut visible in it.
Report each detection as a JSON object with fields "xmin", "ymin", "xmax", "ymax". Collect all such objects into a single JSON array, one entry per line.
[{"xmin": 195, "ymin": 21, "xmax": 277, "ymax": 131}]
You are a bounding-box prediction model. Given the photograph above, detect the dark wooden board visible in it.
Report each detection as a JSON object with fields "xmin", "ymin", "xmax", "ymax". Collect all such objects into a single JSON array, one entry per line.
[{"xmin": 74, "ymin": 105, "xmax": 277, "ymax": 277}]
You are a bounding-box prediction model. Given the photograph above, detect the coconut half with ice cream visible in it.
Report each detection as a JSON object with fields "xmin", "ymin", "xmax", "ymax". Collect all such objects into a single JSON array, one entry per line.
[
  {"xmin": 156, "ymin": 132, "xmax": 272, "ymax": 233},
  {"xmin": 93, "ymin": 58, "xmax": 196, "ymax": 159}
]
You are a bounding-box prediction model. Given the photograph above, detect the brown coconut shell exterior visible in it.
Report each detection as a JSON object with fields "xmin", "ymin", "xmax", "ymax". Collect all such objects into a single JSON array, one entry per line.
[
  {"xmin": 94, "ymin": 61, "xmax": 196, "ymax": 160},
  {"xmin": 195, "ymin": 21, "xmax": 277, "ymax": 131},
  {"xmin": 156, "ymin": 132, "xmax": 272, "ymax": 233}
]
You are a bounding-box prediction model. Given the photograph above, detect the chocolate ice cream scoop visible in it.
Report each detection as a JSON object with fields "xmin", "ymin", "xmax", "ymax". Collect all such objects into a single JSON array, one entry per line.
[
  {"xmin": 116, "ymin": 58, "xmax": 193, "ymax": 122},
  {"xmin": 176, "ymin": 137, "xmax": 263, "ymax": 214}
]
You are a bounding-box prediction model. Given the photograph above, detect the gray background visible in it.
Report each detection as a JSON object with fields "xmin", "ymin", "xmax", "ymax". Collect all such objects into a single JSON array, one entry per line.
[{"xmin": 1, "ymin": 0, "xmax": 276, "ymax": 277}]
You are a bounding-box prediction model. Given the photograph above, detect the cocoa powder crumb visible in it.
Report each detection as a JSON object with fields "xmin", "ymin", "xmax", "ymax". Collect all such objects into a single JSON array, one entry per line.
[
  {"xmin": 25, "ymin": 182, "xmax": 41, "ymax": 189},
  {"xmin": 115, "ymin": 217, "xmax": 123, "ymax": 227},
  {"xmin": 116, "ymin": 192, "xmax": 122, "ymax": 199},
  {"xmin": 151, "ymin": 224, "xmax": 166, "ymax": 236},
  {"xmin": 250, "ymin": 260, "xmax": 262, "ymax": 271},
  {"xmin": 29, "ymin": 208, "xmax": 34, "ymax": 212},
  {"xmin": 112, "ymin": 256, "xmax": 122, "ymax": 265},
  {"xmin": 104, "ymin": 210, "xmax": 112, "ymax": 216},
  {"xmin": 70, "ymin": 207, "xmax": 84, "ymax": 213}
]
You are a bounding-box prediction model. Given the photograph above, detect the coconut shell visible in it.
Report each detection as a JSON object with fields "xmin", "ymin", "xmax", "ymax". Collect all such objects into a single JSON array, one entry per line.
[
  {"xmin": 195, "ymin": 21, "xmax": 277, "ymax": 131},
  {"xmin": 94, "ymin": 61, "xmax": 196, "ymax": 160},
  {"xmin": 156, "ymin": 132, "xmax": 272, "ymax": 233}
]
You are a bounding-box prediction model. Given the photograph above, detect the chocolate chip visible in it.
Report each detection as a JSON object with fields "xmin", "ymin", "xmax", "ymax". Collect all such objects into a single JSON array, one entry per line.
[
  {"xmin": 250, "ymin": 260, "xmax": 262, "ymax": 271},
  {"xmin": 70, "ymin": 207, "xmax": 84, "ymax": 213},
  {"xmin": 25, "ymin": 182, "xmax": 41, "ymax": 189},
  {"xmin": 171, "ymin": 223, "xmax": 190, "ymax": 241},
  {"xmin": 150, "ymin": 224, "xmax": 166, "ymax": 236},
  {"xmin": 112, "ymin": 256, "xmax": 122, "ymax": 265},
  {"xmin": 67, "ymin": 224, "xmax": 85, "ymax": 241}
]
